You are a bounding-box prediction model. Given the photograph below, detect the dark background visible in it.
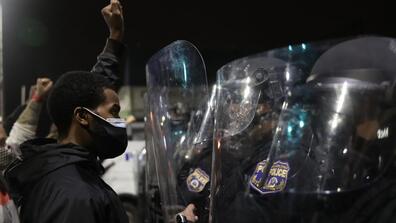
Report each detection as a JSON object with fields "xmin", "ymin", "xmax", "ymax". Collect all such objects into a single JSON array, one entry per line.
[{"xmin": 1, "ymin": 0, "xmax": 395, "ymax": 115}]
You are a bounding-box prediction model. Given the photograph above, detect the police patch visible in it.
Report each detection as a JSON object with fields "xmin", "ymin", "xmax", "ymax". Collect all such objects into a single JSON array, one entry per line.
[
  {"xmin": 250, "ymin": 160, "xmax": 289, "ymax": 194},
  {"xmin": 186, "ymin": 168, "xmax": 210, "ymax": 193}
]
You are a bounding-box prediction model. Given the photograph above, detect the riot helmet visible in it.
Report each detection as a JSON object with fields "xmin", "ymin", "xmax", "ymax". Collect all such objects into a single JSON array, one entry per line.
[
  {"xmin": 208, "ymin": 36, "xmax": 396, "ymax": 223},
  {"xmin": 261, "ymin": 36, "xmax": 396, "ymax": 194},
  {"xmin": 209, "ymin": 38, "xmax": 350, "ymax": 223}
]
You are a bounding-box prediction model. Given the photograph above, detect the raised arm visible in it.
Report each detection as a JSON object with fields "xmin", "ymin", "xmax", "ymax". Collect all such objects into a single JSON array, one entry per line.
[
  {"xmin": 5, "ymin": 78, "xmax": 53, "ymax": 159},
  {"xmin": 91, "ymin": 0, "xmax": 125, "ymax": 87}
]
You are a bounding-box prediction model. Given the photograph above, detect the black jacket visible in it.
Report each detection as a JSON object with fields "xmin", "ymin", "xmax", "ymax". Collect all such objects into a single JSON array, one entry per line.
[
  {"xmin": 91, "ymin": 38, "xmax": 125, "ymax": 89},
  {"xmin": 5, "ymin": 138, "xmax": 128, "ymax": 223}
]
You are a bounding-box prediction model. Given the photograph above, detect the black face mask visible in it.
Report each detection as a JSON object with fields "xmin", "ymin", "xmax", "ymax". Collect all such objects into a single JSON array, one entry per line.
[{"xmin": 83, "ymin": 108, "xmax": 128, "ymax": 159}]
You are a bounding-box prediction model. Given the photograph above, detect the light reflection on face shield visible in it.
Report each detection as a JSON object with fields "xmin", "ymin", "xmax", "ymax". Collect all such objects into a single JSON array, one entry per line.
[
  {"xmin": 218, "ymin": 67, "xmax": 295, "ymax": 160},
  {"xmin": 265, "ymin": 81, "xmax": 395, "ymax": 194},
  {"xmin": 222, "ymin": 103, "xmax": 280, "ymax": 160}
]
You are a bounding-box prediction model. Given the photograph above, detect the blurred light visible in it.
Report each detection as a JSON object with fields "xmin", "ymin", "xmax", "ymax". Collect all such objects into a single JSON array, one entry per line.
[
  {"xmin": 299, "ymin": 121, "xmax": 304, "ymax": 128},
  {"xmin": 138, "ymin": 149, "xmax": 147, "ymax": 162},
  {"xmin": 180, "ymin": 135, "xmax": 186, "ymax": 143},
  {"xmin": 282, "ymin": 102, "xmax": 288, "ymax": 110},
  {"xmin": 216, "ymin": 139, "xmax": 221, "ymax": 151},
  {"xmin": 182, "ymin": 62, "xmax": 187, "ymax": 84},
  {"xmin": 330, "ymin": 82, "xmax": 348, "ymax": 131},
  {"xmin": 243, "ymin": 86, "xmax": 251, "ymax": 99},
  {"xmin": 286, "ymin": 71, "xmax": 290, "ymax": 81},
  {"xmin": 336, "ymin": 82, "xmax": 348, "ymax": 113},
  {"xmin": 301, "ymin": 43, "xmax": 307, "ymax": 50},
  {"xmin": 342, "ymin": 148, "xmax": 348, "ymax": 154},
  {"xmin": 377, "ymin": 127, "xmax": 389, "ymax": 139},
  {"xmin": 288, "ymin": 45, "xmax": 293, "ymax": 51},
  {"xmin": 163, "ymin": 136, "xmax": 167, "ymax": 150},
  {"xmin": 287, "ymin": 125, "xmax": 293, "ymax": 133},
  {"xmin": 162, "ymin": 116, "xmax": 166, "ymax": 122},
  {"xmin": 330, "ymin": 113, "xmax": 341, "ymax": 130}
]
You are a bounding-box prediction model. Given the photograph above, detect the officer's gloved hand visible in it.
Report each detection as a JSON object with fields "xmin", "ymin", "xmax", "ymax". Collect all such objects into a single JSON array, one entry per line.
[{"xmin": 176, "ymin": 204, "xmax": 198, "ymax": 223}]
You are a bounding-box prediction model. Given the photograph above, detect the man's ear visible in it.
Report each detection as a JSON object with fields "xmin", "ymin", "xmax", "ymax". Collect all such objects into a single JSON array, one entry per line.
[{"xmin": 74, "ymin": 107, "xmax": 89, "ymax": 126}]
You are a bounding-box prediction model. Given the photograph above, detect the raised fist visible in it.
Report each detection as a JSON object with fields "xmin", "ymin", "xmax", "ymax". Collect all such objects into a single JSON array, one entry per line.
[
  {"xmin": 102, "ymin": 0, "xmax": 124, "ymax": 41},
  {"xmin": 32, "ymin": 78, "xmax": 53, "ymax": 102}
]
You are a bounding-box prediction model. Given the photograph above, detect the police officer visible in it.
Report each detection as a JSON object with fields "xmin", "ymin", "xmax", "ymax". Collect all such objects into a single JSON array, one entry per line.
[
  {"xmin": 210, "ymin": 36, "xmax": 396, "ymax": 223},
  {"xmin": 176, "ymin": 55, "xmax": 303, "ymax": 222}
]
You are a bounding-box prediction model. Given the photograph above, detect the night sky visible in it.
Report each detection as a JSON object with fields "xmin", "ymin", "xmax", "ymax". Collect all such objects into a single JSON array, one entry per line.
[{"xmin": 1, "ymin": 0, "xmax": 395, "ymax": 115}]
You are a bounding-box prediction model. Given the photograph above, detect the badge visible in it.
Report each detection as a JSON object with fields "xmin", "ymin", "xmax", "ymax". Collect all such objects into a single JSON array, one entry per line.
[
  {"xmin": 186, "ymin": 168, "xmax": 210, "ymax": 193},
  {"xmin": 250, "ymin": 160, "xmax": 289, "ymax": 194}
]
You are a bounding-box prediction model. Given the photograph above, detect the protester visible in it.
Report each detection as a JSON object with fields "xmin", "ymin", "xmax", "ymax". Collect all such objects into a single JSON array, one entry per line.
[
  {"xmin": 4, "ymin": 0, "xmax": 129, "ymax": 222},
  {"xmin": 0, "ymin": 78, "xmax": 53, "ymax": 171}
]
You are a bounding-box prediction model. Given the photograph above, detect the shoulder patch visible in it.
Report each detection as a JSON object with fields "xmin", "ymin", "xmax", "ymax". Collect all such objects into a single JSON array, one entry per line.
[
  {"xmin": 186, "ymin": 168, "xmax": 210, "ymax": 193},
  {"xmin": 250, "ymin": 160, "xmax": 289, "ymax": 194}
]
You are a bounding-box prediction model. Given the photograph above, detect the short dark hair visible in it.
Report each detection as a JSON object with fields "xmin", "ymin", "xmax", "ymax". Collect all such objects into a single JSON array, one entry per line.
[{"xmin": 47, "ymin": 71, "xmax": 114, "ymax": 137}]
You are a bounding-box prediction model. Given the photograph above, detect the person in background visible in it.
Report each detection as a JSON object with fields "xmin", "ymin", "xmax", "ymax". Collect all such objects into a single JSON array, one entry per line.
[
  {"xmin": 5, "ymin": 0, "xmax": 129, "ymax": 222},
  {"xmin": 5, "ymin": 78, "xmax": 53, "ymax": 157},
  {"xmin": 0, "ymin": 78, "xmax": 53, "ymax": 171}
]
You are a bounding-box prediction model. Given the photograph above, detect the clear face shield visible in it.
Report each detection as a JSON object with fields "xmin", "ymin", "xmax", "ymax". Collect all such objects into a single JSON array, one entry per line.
[
  {"xmin": 209, "ymin": 39, "xmax": 356, "ymax": 223},
  {"xmin": 212, "ymin": 57, "xmax": 296, "ymax": 159},
  {"xmin": 145, "ymin": 40, "xmax": 209, "ymax": 222},
  {"xmin": 209, "ymin": 56, "xmax": 310, "ymax": 222},
  {"xmin": 210, "ymin": 37, "xmax": 396, "ymax": 223},
  {"xmin": 263, "ymin": 79, "xmax": 394, "ymax": 194}
]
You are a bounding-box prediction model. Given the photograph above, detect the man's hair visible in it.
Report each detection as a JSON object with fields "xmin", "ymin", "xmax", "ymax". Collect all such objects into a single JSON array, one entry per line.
[{"xmin": 47, "ymin": 71, "xmax": 114, "ymax": 137}]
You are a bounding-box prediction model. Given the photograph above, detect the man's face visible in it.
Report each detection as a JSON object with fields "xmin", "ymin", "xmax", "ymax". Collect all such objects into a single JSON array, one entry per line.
[
  {"xmin": 81, "ymin": 88, "xmax": 121, "ymax": 148},
  {"xmin": 94, "ymin": 88, "xmax": 121, "ymax": 119},
  {"xmin": 78, "ymin": 88, "xmax": 128, "ymax": 158}
]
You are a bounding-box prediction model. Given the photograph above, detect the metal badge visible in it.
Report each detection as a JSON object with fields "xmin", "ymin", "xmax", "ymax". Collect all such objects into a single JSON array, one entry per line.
[
  {"xmin": 186, "ymin": 168, "xmax": 210, "ymax": 193},
  {"xmin": 250, "ymin": 160, "xmax": 290, "ymax": 194}
]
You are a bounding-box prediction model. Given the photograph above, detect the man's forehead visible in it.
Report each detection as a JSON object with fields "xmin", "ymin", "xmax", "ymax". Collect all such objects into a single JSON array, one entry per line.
[{"xmin": 103, "ymin": 88, "xmax": 120, "ymax": 103}]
